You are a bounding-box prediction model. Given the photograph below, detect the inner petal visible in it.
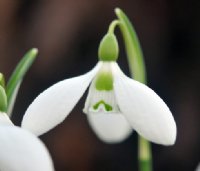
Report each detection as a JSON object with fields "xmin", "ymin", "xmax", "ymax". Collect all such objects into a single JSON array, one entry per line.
[
  {"xmin": 83, "ymin": 62, "xmax": 120, "ymax": 115},
  {"xmin": 83, "ymin": 87, "xmax": 120, "ymax": 114}
]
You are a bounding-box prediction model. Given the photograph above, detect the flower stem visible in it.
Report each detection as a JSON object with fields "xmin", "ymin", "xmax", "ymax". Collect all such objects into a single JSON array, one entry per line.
[
  {"xmin": 108, "ymin": 20, "xmax": 120, "ymax": 34},
  {"xmin": 138, "ymin": 137, "xmax": 152, "ymax": 171},
  {"xmin": 115, "ymin": 8, "xmax": 152, "ymax": 171}
]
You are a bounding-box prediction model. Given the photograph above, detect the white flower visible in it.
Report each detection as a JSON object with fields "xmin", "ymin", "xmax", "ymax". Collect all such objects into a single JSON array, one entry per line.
[
  {"xmin": 21, "ymin": 61, "xmax": 176, "ymax": 145},
  {"xmin": 0, "ymin": 112, "xmax": 54, "ymax": 171}
]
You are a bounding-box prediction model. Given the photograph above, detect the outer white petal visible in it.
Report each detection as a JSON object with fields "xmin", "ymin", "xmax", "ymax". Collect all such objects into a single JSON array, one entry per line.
[
  {"xmin": 196, "ymin": 163, "xmax": 200, "ymax": 171},
  {"xmin": 0, "ymin": 125, "xmax": 54, "ymax": 171},
  {"xmin": 0, "ymin": 112, "xmax": 14, "ymax": 126},
  {"xmin": 87, "ymin": 113, "xmax": 132, "ymax": 143},
  {"xmin": 112, "ymin": 63, "xmax": 176, "ymax": 145},
  {"xmin": 22, "ymin": 62, "xmax": 102, "ymax": 136}
]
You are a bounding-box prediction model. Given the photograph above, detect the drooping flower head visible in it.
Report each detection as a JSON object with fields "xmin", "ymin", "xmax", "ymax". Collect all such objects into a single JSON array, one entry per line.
[{"xmin": 22, "ymin": 31, "xmax": 176, "ymax": 145}]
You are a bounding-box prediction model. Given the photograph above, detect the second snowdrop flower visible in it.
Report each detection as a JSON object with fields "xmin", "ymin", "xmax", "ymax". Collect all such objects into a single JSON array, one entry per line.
[
  {"xmin": 22, "ymin": 32, "xmax": 176, "ymax": 145},
  {"xmin": 0, "ymin": 82, "xmax": 54, "ymax": 171}
]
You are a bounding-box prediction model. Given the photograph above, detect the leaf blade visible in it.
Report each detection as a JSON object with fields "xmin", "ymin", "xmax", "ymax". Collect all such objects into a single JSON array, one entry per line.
[
  {"xmin": 6, "ymin": 48, "xmax": 38, "ymax": 115},
  {"xmin": 115, "ymin": 8, "xmax": 146, "ymax": 84}
]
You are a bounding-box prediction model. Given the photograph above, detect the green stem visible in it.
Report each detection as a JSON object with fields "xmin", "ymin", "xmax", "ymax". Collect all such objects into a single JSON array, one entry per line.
[
  {"xmin": 108, "ymin": 20, "xmax": 121, "ymax": 34},
  {"xmin": 115, "ymin": 8, "xmax": 152, "ymax": 171},
  {"xmin": 139, "ymin": 137, "xmax": 152, "ymax": 171}
]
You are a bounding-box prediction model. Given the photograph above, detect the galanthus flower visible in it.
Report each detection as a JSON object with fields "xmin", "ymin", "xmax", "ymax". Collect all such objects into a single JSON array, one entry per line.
[
  {"xmin": 0, "ymin": 112, "xmax": 54, "ymax": 171},
  {"xmin": 22, "ymin": 33, "xmax": 176, "ymax": 145}
]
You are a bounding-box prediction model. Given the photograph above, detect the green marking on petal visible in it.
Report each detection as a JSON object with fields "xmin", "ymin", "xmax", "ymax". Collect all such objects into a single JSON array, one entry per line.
[
  {"xmin": 93, "ymin": 100, "xmax": 113, "ymax": 111},
  {"xmin": 95, "ymin": 72, "xmax": 113, "ymax": 91}
]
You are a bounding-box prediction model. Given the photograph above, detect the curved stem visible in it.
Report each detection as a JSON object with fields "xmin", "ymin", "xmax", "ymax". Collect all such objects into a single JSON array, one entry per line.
[{"xmin": 108, "ymin": 20, "xmax": 121, "ymax": 34}]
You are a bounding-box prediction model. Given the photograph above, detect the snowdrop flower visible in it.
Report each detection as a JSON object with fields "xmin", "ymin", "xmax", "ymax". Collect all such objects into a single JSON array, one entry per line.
[
  {"xmin": 0, "ymin": 112, "xmax": 54, "ymax": 171},
  {"xmin": 0, "ymin": 51, "xmax": 54, "ymax": 171},
  {"xmin": 22, "ymin": 33, "xmax": 176, "ymax": 145}
]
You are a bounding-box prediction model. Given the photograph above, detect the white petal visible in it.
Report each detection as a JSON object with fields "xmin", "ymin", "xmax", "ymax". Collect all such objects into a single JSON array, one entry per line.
[
  {"xmin": 22, "ymin": 62, "xmax": 102, "ymax": 136},
  {"xmin": 0, "ymin": 112, "xmax": 14, "ymax": 126},
  {"xmin": 87, "ymin": 113, "xmax": 132, "ymax": 143},
  {"xmin": 112, "ymin": 63, "xmax": 176, "ymax": 145},
  {"xmin": 196, "ymin": 163, "xmax": 200, "ymax": 171},
  {"xmin": 0, "ymin": 125, "xmax": 54, "ymax": 171}
]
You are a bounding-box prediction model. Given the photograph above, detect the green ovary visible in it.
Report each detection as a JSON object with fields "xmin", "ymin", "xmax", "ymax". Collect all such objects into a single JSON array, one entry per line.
[
  {"xmin": 98, "ymin": 33, "xmax": 119, "ymax": 61},
  {"xmin": 95, "ymin": 72, "xmax": 113, "ymax": 91},
  {"xmin": 93, "ymin": 100, "xmax": 113, "ymax": 111}
]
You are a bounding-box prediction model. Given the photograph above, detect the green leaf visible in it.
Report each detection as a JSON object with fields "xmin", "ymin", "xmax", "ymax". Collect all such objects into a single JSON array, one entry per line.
[
  {"xmin": 6, "ymin": 48, "xmax": 38, "ymax": 115},
  {"xmin": 115, "ymin": 8, "xmax": 146, "ymax": 84},
  {"xmin": 0, "ymin": 73, "xmax": 5, "ymax": 88},
  {"xmin": 0, "ymin": 85, "xmax": 7, "ymax": 112}
]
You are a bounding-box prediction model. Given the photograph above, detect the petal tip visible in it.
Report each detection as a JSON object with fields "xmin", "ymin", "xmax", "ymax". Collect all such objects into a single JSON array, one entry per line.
[
  {"xmin": 151, "ymin": 120, "xmax": 177, "ymax": 146},
  {"xmin": 163, "ymin": 124, "xmax": 177, "ymax": 146}
]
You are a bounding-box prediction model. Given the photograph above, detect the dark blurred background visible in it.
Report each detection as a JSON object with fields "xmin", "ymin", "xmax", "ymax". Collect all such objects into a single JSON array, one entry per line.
[{"xmin": 0, "ymin": 0, "xmax": 200, "ymax": 171}]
